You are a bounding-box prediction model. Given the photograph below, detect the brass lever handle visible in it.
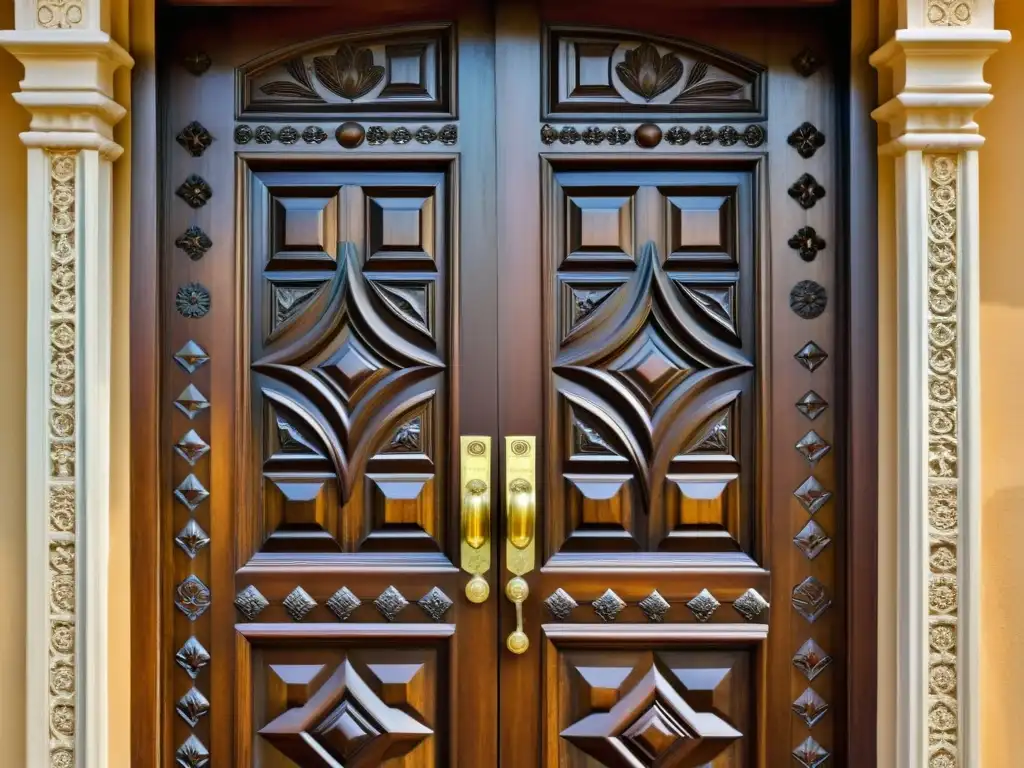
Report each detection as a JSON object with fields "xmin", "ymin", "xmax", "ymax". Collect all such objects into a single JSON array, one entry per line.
[
  {"xmin": 460, "ymin": 437, "xmax": 492, "ymax": 603},
  {"xmin": 504, "ymin": 437, "xmax": 536, "ymax": 653},
  {"xmin": 505, "ymin": 576, "xmax": 529, "ymax": 654}
]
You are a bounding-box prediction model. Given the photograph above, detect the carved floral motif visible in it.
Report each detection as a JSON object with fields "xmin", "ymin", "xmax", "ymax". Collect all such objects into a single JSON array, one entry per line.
[
  {"xmin": 615, "ymin": 43, "xmax": 683, "ymax": 101},
  {"xmin": 927, "ymin": 0, "xmax": 973, "ymax": 26},
  {"xmin": 36, "ymin": 0, "xmax": 83, "ymax": 29}
]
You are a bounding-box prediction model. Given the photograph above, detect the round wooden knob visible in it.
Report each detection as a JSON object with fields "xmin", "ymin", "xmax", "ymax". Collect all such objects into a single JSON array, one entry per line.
[
  {"xmin": 335, "ymin": 122, "xmax": 366, "ymax": 149},
  {"xmin": 634, "ymin": 123, "xmax": 663, "ymax": 148}
]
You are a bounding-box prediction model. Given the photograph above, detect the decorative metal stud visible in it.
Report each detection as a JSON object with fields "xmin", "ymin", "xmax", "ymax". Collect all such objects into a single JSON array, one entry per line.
[
  {"xmin": 793, "ymin": 638, "xmax": 832, "ymax": 681},
  {"xmin": 283, "ymin": 586, "xmax": 317, "ymax": 621},
  {"xmin": 788, "ymin": 173, "xmax": 826, "ymax": 209},
  {"xmin": 792, "ymin": 736, "xmax": 829, "ymax": 768},
  {"xmin": 792, "ymin": 576, "xmax": 831, "ymax": 623},
  {"xmin": 174, "ymin": 474, "xmax": 209, "ymax": 511},
  {"xmin": 794, "ymin": 475, "xmax": 832, "ymax": 514},
  {"xmin": 686, "ymin": 588, "xmax": 720, "ymax": 622},
  {"xmin": 788, "ymin": 226, "xmax": 826, "ymax": 262},
  {"xmin": 176, "ymin": 282, "xmax": 211, "ymax": 319},
  {"xmin": 415, "ymin": 125, "xmax": 437, "ymax": 144},
  {"xmin": 592, "ymin": 589, "xmax": 626, "ymax": 622},
  {"xmin": 795, "ymin": 430, "xmax": 831, "ymax": 464},
  {"xmin": 437, "ymin": 124, "xmax": 458, "ymax": 145},
  {"xmin": 176, "ymin": 121, "xmax": 214, "ymax": 157},
  {"xmin": 638, "ymin": 590, "xmax": 670, "ymax": 623},
  {"xmin": 795, "ymin": 341, "xmax": 828, "ymax": 372},
  {"xmin": 544, "ymin": 588, "xmax": 578, "ymax": 621},
  {"xmin": 634, "ymin": 123, "xmax": 663, "ymax": 148},
  {"xmin": 743, "ymin": 124, "xmax": 767, "ymax": 147},
  {"xmin": 582, "ymin": 126, "xmax": 605, "ymax": 145},
  {"xmin": 666, "ymin": 126, "xmax": 691, "ymax": 145},
  {"xmin": 606, "ymin": 126, "xmax": 631, "ymax": 145},
  {"xmin": 788, "ymin": 122, "xmax": 826, "ymax": 159},
  {"xmin": 559, "ymin": 126, "xmax": 581, "ymax": 144},
  {"xmin": 693, "ymin": 125, "xmax": 716, "ymax": 145},
  {"xmin": 175, "ymin": 518, "xmax": 210, "ymax": 559},
  {"xmin": 540, "ymin": 124, "xmax": 558, "ymax": 145},
  {"xmin": 234, "ymin": 125, "xmax": 253, "ymax": 144},
  {"xmin": 326, "ymin": 587, "xmax": 361, "ymax": 621},
  {"xmin": 176, "ymin": 175, "xmax": 212, "ymax": 208},
  {"xmin": 733, "ymin": 588, "xmax": 770, "ymax": 621},
  {"xmin": 175, "ymin": 636, "xmax": 211, "ymax": 680},
  {"xmin": 792, "ymin": 687, "xmax": 829, "ymax": 728},
  {"xmin": 175, "ymin": 226, "xmax": 213, "ymax": 261},
  {"xmin": 790, "ymin": 280, "xmax": 827, "ymax": 319},
  {"xmin": 717, "ymin": 125, "xmax": 739, "ymax": 146},
  {"xmin": 174, "ymin": 384, "xmax": 210, "ymax": 420},
  {"xmin": 302, "ymin": 126, "xmax": 328, "ymax": 144},
  {"xmin": 234, "ymin": 585, "xmax": 268, "ymax": 621},
  {"xmin": 374, "ymin": 585, "xmax": 409, "ymax": 622},
  {"xmin": 337, "ymin": 123, "xmax": 368, "ymax": 149},
  {"xmin": 366, "ymin": 126, "xmax": 389, "ymax": 145},
  {"xmin": 792, "ymin": 48, "xmax": 822, "ymax": 78},
  {"xmin": 254, "ymin": 125, "xmax": 275, "ymax": 144},
  {"xmin": 182, "ymin": 51, "xmax": 212, "ymax": 76},
  {"xmin": 176, "ymin": 687, "xmax": 211, "ymax": 727},
  {"xmin": 176, "ymin": 575, "xmax": 212, "ymax": 621},
  {"xmin": 175, "ymin": 735, "xmax": 210, "ymax": 768},
  {"xmin": 796, "ymin": 390, "xmax": 828, "ymax": 420},
  {"xmin": 793, "ymin": 519, "xmax": 832, "ymax": 560},
  {"xmin": 390, "ymin": 127, "xmax": 412, "ymax": 145},
  {"xmin": 278, "ymin": 125, "xmax": 299, "ymax": 145},
  {"xmin": 418, "ymin": 587, "xmax": 453, "ymax": 622},
  {"xmin": 173, "ymin": 340, "xmax": 209, "ymax": 373}
]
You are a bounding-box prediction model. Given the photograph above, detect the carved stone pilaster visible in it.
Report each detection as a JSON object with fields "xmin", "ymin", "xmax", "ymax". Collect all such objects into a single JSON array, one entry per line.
[
  {"xmin": 0, "ymin": 26, "xmax": 131, "ymax": 768},
  {"xmin": 872, "ymin": 13, "xmax": 1008, "ymax": 768}
]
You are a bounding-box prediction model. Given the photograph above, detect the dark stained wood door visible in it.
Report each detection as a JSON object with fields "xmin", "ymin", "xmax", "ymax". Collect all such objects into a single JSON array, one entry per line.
[{"xmin": 145, "ymin": 1, "xmax": 861, "ymax": 766}]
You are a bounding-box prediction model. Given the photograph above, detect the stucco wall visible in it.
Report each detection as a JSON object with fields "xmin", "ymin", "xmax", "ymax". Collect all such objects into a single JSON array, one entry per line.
[{"xmin": 979, "ymin": 3, "xmax": 1024, "ymax": 766}]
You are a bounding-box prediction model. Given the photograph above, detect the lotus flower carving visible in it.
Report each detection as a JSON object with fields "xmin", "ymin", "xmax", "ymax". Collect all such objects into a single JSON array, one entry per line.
[
  {"xmin": 313, "ymin": 44, "xmax": 385, "ymax": 101},
  {"xmin": 615, "ymin": 42, "xmax": 683, "ymax": 101}
]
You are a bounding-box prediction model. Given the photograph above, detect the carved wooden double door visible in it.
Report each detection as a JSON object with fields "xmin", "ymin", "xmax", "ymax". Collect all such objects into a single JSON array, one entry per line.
[{"xmin": 157, "ymin": 1, "xmax": 847, "ymax": 765}]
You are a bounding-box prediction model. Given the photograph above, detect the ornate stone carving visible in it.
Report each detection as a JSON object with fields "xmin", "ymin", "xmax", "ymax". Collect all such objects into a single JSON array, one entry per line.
[
  {"xmin": 927, "ymin": 0, "xmax": 973, "ymax": 26},
  {"xmin": 374, "ymin": 585, "xmax": 409, "ymax": 622},
  {"xmin": 544, "ymin": 588, "xmax": 578, "ymax": 621},
  {"xmin": 36, "ymin": 0, "xmax": 83, "ymax": 29},
  {"xmin": 592, "ymin": 589, "xmax": 626, "ymax": 622},
  {"xmin": 46, "ymin": 152, "xmax": 78, "ymax": 766},
  {"xmin": 927, "ymin": 154, "xmax": 960, "ymax": 765},
  {"xmin": 686, "ymin": 588, "xmax": 720, "ymax": 622}
]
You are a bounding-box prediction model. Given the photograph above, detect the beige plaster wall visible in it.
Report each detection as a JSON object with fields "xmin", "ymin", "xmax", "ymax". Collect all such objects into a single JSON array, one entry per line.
[
  {"xmin": 0, "ymin": 1, "xmax": 28, "ymax": 764},
  {"xmin": 979, "ymin": 4, "xmax": 1024, "ymax": 766}
]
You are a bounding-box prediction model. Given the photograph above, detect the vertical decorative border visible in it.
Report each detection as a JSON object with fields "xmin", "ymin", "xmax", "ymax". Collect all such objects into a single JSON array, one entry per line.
[
  {"xmin": 925, "ymin": 154, "xmax": 959, "ymax": 768},
  {"xmin": 47, "ymin": 150, "xmax": 79, "ymax": 768}
]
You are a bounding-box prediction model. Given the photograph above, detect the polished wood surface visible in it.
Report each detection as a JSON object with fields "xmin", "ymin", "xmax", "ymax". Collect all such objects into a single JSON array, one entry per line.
[{"xmin": 132, "ymin": 1, "xmax": 878, "ymax": 765}]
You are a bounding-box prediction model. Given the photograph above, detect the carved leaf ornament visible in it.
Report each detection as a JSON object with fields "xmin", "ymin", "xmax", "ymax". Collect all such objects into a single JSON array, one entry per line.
[
  {"xmin": 260, "ymin": 44, "xmax": 385, "ymax": 102},
  {"xmin": 616, "ymin": 43, "xmax": 744, "ymax": 103}
]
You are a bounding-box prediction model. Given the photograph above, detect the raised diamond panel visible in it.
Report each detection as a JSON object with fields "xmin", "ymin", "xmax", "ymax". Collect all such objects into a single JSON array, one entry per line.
[
  {"xmin": 638, "ymin": 590, "xmax": 670, "ymax": 623},
  {"xmin": 283, "ymin": 586, "xmax": 317, "ymax": 621},
  {"xmin": 733, "ymin": 588, "xmax": 769, "ymax": 621},
  {"xmin": 235, "ymin": 585, "xmax": 269, "ymax": 621},
  {"xmin": 545, "ymin": 588, "xmax": 578, "ymax": 621},
  {"xmin": 792, "ymin": 577, "xmax": 831, "ymax": 623},
  {"xmin": 686, "ymin": 588, "xmax": 720, "ymax": 622},
  {"xmin": 793, "ymin": 638, "xmax": 832, "ymax": 681},
  {"xmin": 592, "ymin": 589, "xmax": 626, "ymax": 622},
  {"xmin": 417, "ymin": 586, "xmax": 452, "ymax": 622},
  {"xmin": 175, "ymin": 636, "xmax": 211, "ymax": 680},
  {"xmin": 326, "ymin": 587, "xmax": 361, "ymax": 621},
  {"xmin": 374, "ymin": 585, "xmax": 409, "ymax": 622}
]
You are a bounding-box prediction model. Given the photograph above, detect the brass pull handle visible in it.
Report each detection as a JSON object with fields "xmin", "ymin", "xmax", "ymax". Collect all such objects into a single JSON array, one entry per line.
[
  {"xmin": 504, "ymin": 437, "xmax": 536, "ymax": 653},
  {"xmin": 460, "ymin": 437, "xmax": 492, "ymax": 603},
  {"xmin": 505, "ymin": 576, "xmax": 529, "ymax": 654}
]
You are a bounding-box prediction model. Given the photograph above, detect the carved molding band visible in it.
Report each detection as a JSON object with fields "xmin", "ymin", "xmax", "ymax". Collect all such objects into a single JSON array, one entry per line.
[
  {"xmin": 235, "ymin": 123, "xmax": 458, "ymax": 147},
  {"xmin": 540, "ymin": 123, "xmax": 766, "ymax": 148},
  {"xmin": 926, "ymin": 154, "xmax": 960, "ymax": 768},
  {"xmin": 47, "ymin": 150, "xmax": 78, "ymax": 768}
]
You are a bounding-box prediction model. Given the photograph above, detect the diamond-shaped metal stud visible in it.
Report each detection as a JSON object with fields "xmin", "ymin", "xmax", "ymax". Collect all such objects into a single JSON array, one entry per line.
[
  {"xmin": 592, "ymin": 589, "xmax": 626, "ymax": 622},
  {"xmin": 795, "ymin": 341, "xmax": 828, "ymax": 372},
  {"xmin": 176, "ymin": 174, "xmax": 212, "ymax": 208},
  {"xmin": 789, "ymin": 173, "xmax": 826, "ymax": 210},
  {"xmin": 175, "ymin": 575, "xmax": 211, "ymax": 621},
  {"xmin": 283, "ymin": 586, "xmax": 317, "ymax": 621},
  {"xmin": 792, "ymin": 577, "xmax": 831, "ymax": 623},
  {"xmin": 638, "ymin": 590, "xmax": 670, "ymax": 623},
  {"xmin": 544, "ymin": 588, "xmax": 578, "ymax": 621},
  {"xmin": 796, "ymin": 430, "xmax": 831, "ymax": 464},
  {"xmin": 788, "ymin": 226, "xmax": 826, "ymax": 262},
  {"xmin": 793, "ymin": 735, "xmax": 830, "ymax": 767},
  {"xmin": 374, "ymin": 585, "xmax": 409, "ymax": 622},
  {"xmin": 175, "ymin": 227, "xmax": 213, "ymax": 261},
  {"xmin": 794, "ymin": 520, "xmax": 832, "ymax": 560},
  {"xmin": 174, "ymin": 474, "xmax": 209, "ymax": 511},
  {"xmin": 686, "ymin": 588, "xmax": 720, "ymax": 622},
  {"xmin": 793, "ymin": 638, "xmax": 832, "ymax": 681},
  {"xmin": 418, "ymin": 587, "xmax": 453, "ymax": 622},
  {"xmin": 235, "ymin": 585, "xmax": 268, "ymax": 621},
  {"xmin": 792, "ymin": 686, "xmax": 829, "ymax": 727},
  {"xmin": 792, "ymin": 48, "xmax": 822, "ymax": 78},
  {"xmin": 796, "ymin": 391, "xmax": 828, "ymax": 421},
  {"xmin": 182, "ymin": 51, "xmax": 212, "ymax": 76},
  {"xmin": 733, "ymin": 588, "xmax": 770, "ymax": 621},
  {"xmin": 176, "ymin": 121, "xmax": 214, "ymax": 157},
  {"xmin": 787, "ymin": 122, "xmax": 826, "ymax": 159},
  {"xmin": 175, "ymin": 735, "xmax": 210, "ymax": 768},
  {"xmin": 175, "ymin": 519, "xmax": 210, "ymax": 559},
  {"xmin": 173, "ymin": 340, "xmax": 209, "ymax": 373},
  {"xmin": 174, "ymin": 429, "xmax": 210, "ymax": 466},
  {"xmin": 794, "ymin": 476, "xmax": 832, "ymax": 514},
  {"xmin": 326, "ymin": 586, "xmax": 361, "ymax": 621},
  {"xmin": 176, "ymin": 686, "xmax": 210, "ymax": 727},
  {"xmin": 175, "ymin": 636, "xmax": 211, "ymax": 680},
  {"xmin": 174, "ymin": 384, "xmax": 210, "ymax": 420}
]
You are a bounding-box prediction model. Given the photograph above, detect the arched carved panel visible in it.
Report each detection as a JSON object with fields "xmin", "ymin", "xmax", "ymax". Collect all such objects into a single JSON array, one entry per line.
[{"xmin": 544, "ymin": 26, "xmax": 767, "ymax": 122}]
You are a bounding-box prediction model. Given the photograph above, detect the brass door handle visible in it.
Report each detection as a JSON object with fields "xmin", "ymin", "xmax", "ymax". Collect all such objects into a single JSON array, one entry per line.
[
  {"xmin": 504, "ymin": 436, "xmax": 536, "ymax": 653},
  {"xmin": 460, "ymin": 437, "xmax": 492, "ymax": 603}
]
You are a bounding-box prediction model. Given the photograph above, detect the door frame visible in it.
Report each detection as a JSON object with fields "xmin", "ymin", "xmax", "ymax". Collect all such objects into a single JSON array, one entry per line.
[{"xmin": 128, "ymin": 0, "xmax": 879, "ymax": 765}]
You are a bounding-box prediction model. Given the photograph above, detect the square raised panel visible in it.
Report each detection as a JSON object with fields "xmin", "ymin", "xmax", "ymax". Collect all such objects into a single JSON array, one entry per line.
[
  {"xmin": 660, "ymin": 474, "xmax": 743, "ymax": 553},
  {"xmin": 570, "ymin": 42, "xmax": 619, "ymax": 98},
  {"xmin": 270, "ymin": 194, "xmax": 339, "ymax": 267},
  {"xmin": 262, "ymin": 472, "xmax": 341, "ymax": 553},
  {"xmin": 565, "ymin": 188, "xmax": 636, "ymax": 265},
  {"xmin": 381, "ymin": 43, "xmax": 432, "ymax": 98},
  {"xmin": 664, "ymin": 190, "xmax": 737, "ymax": 264},
  {"xmin": 366, "ymin": 189, "xmax": 436, "ymax": 264}
]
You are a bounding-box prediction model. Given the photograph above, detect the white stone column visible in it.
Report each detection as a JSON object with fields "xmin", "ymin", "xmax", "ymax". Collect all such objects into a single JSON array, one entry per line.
[
  {"xmin": 0, "ymin": 12, "xmax": 131, "ymax": 768},
  {"xmin": 872, "ymin": 5, "xmax": 1008, "ymax": 767}
]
